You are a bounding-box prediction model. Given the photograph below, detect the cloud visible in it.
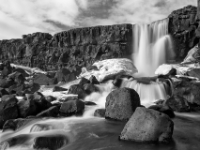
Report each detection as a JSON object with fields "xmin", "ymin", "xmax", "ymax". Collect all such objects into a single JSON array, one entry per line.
[{"xmin": 0, "ymin": 0, "xmax": 197, "ymax": 40}]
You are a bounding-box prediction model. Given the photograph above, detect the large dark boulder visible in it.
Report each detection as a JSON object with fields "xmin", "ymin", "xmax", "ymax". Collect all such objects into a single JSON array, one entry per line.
[
  {"xmin": 59, "ymin": 100, "xmax": 85, "ymax": 116},
  {"xmin": 26, "ymin": 92, "xmax": 52, "ymax": 113},
  {"xmin": 105, "ymin": 88, "xmax": 140, "ymax": 121},
  {"xmin": 68, "ymin": 84, "xmax": 87, "ymax": 99},
  {"xmin": 119, "ymin": 107, "xmax": 174, "ymax": 143},
  {"xmin": 17, "ymin": 98, "xmax": 37, "ymax": 118},
  {"xmin": 0, "ymin": 95, "xmax": 19, "ymax": 128}
]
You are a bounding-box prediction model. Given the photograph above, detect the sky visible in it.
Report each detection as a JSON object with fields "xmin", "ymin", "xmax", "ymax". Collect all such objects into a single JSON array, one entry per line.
[{"xmin": 0, "ymin": 0, "xmax": 197, "ymax": 40}]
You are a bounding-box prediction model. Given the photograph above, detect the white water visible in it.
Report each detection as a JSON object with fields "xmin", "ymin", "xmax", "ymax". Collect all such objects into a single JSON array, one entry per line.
[
  {"xmin": 122, "ymin": 18, "xmax": 174, "ymax": 106},
  {"xmin": 132, "ymin": 19, "xmax": 173, "ymax": 77}
]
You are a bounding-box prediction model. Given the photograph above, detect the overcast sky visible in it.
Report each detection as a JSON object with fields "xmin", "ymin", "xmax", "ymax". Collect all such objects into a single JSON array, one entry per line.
[{"xmin": 0, "ymin": 0, "xmax": 197, "ymax": 40}]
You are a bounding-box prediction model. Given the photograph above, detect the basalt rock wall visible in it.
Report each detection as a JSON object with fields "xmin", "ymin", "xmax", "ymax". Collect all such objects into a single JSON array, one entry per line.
[
  {"xmin": 0, "ymin": 24, "xmax": 133, "ymax": 75},
  {"xmin": 168, "ymin": 5, "xmax": 199, "ymax": 61}
]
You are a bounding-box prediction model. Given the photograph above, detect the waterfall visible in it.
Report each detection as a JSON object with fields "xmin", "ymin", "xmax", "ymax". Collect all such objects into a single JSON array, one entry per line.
[
  {"xmin": 123, "ymin": 18, "xmax": 174, "ymax": 106},
  {"xmin": 132, "ymin": 18, "xmax": 173, "ymax": 77}
]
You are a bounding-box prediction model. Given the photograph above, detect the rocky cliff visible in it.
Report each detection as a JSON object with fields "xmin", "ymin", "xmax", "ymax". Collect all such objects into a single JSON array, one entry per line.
[
  {"xmin": 168, "ymin": 5, "xmax": 198, "ymax": 61},
  {"xmin": 1, "ymin": 5, "xmax": 200, "ymax": 75},
  {"xmin": 0, "ymin": 24, "xmax": 133, "ymax": 75}
]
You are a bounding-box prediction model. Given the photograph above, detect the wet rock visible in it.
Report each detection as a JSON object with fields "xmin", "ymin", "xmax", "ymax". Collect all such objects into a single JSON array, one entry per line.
[
  {"xmin": 148, "ymin": 105, "xmax": 175, "ymax": 118},
  {"xmin": 55, "ymin": 68, "xmax": 76, "ymax": 83},
  {"xmin": 164, "ymin": 95, "xmax": 190, "ymax": 112},
  {"xmin": 187, "ymin": 68, "xmax": 200, "ymax": 80},
  {"xmin": 84, "ymin": 101, "xmax": 97, "ymax": 106},
  {"xmin": 94, "ymin": 109, "xmax": 105, "ymax": 117},
  {"xmin": 1, "ymin": 95, "xmax": 18, "ymax": 104},
  {"xmin": 0, "ymin": 78, "xmax": 15, "ymax": 88},
  {"xmin": 17, "ymin": 98, "xmax": 37, "ymax": 118},
  {"xmin": 33, "ymin": 73, "xmax": 57, "ymax": 85},
  {"xmin": 32, "ymin": 92, "xmax": 52, "ymax": 111},
  {"xmin": 46, "ymin": 95, "xmax": 57, "ymax": 102},
  {"xmin": 0, "ymin": 95, "xmax": 19, "ymax": 128},
  {"xmin": 82, "ymin": 83, "xmax": 98, "ymax": 94},
  {"xmin": 33, "ymin": 135, "xmax": 68, "ymax": 150},
  {"xmin": 0, "ymin": 88, "xmax": 9, "ymax": 97},
  {"xmin": 105, "ymin": 88, "xmax": 140, "ymax": 121},
  {"xmin": 112, "ymin": 75, "xmax": 123, "ymax": 87},
  {"xmin": 1, "ymin": 61, "xmax": 13, "ymax": 77},
  {"xmin": 89, "ymin": 75, "xmax": 99, "ymax": 84},
  {"xmin": 68, "ymin": 84, "xmax": 87, "ymax": 99},
  {"xmin": 181, "ymin": 46, "xmax": 200, "ymax": 64},
  {"xmin": 79, "ymin": 58, "xmax": 137, "ymax": 82},
  {"xmin": 119, "ymin": 107, "xmax": 174, "ymax": 143},
  {"xmin": 36, "ymin": 106, "xmax": 59, "ymax": 117},
  {"xmin": 53, "ymin": 86, "xmax": 68, "ymax": 92},
  {"xmin": 79, "ymin": 77, "xmax": 90, "ymax": 86},
  {"xmin": 59, "ymin": 100, "xmax": 85, "ymax": 116},
  {"xmin": 3, "ymin": 118, "xmax": 36, "ymax": 131}
]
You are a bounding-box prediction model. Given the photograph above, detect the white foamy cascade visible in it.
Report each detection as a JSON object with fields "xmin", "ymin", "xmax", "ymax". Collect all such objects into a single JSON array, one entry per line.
[
  {"xmin": 124, "ymin": 19, "xmax": 174, "ymax": 105},
  {"xmin": 132, "ymin": 18, "xmax": 173, "ymax": 77}
]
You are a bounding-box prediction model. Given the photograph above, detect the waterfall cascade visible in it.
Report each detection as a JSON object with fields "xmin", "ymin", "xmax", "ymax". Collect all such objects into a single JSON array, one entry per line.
[
  {"xmin": 121, "ymin": 19, "xmax": 174, "ymax": 106},
  {"xmin": 132, "ymin": 18, "xmax": 174, "ymax": 77}
]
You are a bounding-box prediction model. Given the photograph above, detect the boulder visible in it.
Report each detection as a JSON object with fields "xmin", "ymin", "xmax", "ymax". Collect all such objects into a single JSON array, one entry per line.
[
  {"xmin": 59, "ymin": 100, "xmax": 85, "ymax": 116},
  {"xmin": 119, "ymin": 107, "xmax": 174, "ymax": 143},
  {"xmin": 46, "ymin": 96, "xmax": 57, "ymax": 102},
  {"xmin": 26, "ymin": 92, "xmax": 52, "ymax": 113},
  {"xmin": 105, "ymin": 88, "xmax": 140, "ymax": 121},
  {"xmin": 148, "ymin": 105, "xmax": 175, "ymax": 118},
  {"xmin": 82, "ymin": 83, "xmax": 98, "ymax": 94},
  {"xmin": 17, "ymin": 98, "xmax": 37, "ymax": 118},
  {"xmin": 33, "ymin": 73, "xmax": 56, "ymax": 85},
  {"xmin": 33, "ymin": 135, "xmax": 68, "ymax": 150},
  {"xmin": 164, "ymin": 95, "xmax": 190, "ymax": 112},
  {"xmin": 94, "ymin": 109, "xmax": 105, "ymax": 117},
  {"xmin": 32, "ymin": 92, "xmax": 52, "ymax": 111},
  {"xmin": 78, "ymin": 58, "xmax": 137, "ymax": 82},
  {"xmin": 0, "ymin": 95, "xmax": 19, "ymax": 128},
  {"xmin": 68, "ymin": 84, "xmax": 87, "ymax": 99},
  {"xmin": 55, "ymin": 68, "xmax": 76, "ymax": 83},
  {"xmin": 187, "ymin": 68, "xmax": 200, "ymax": 80},
  {"xmin": 36, "ymin": 106, "xmax": 59, "ymax": 117}
]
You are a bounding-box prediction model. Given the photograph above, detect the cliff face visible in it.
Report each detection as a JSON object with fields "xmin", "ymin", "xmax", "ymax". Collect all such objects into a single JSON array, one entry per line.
[
  {"xmin": 196, "ymin": 0, "xmax": 200, "ymax": 45},
  {"xmin": 0, "ymin": 24, "xmax": 133, "ymax": 75},
  {"xmin": 168, "ymin": 5, "xmax": 198, "ymax": 61},
  {"xmin": 1, "ymin": 5, "xmax": 199, "ymax": 74}
]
